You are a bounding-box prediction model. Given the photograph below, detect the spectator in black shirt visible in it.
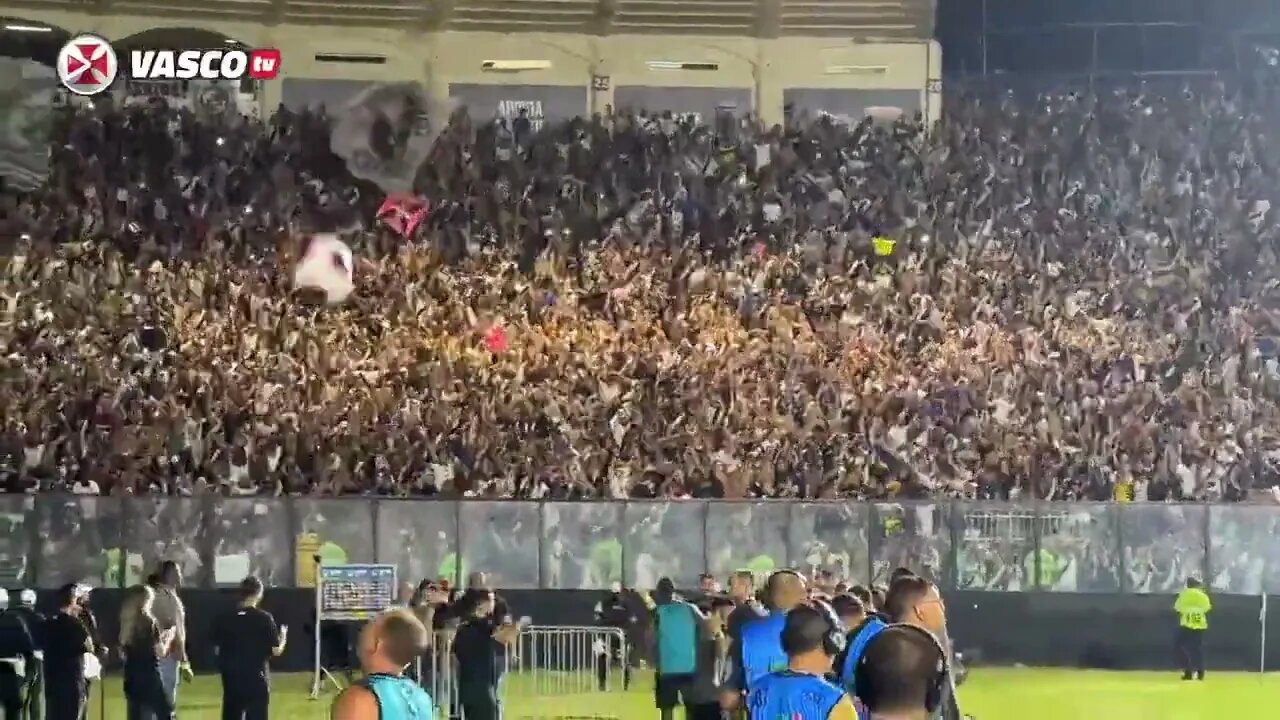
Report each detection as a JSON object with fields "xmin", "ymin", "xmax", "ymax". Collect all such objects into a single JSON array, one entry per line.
[
  {"xmin": 11, "ymin": 589, "xmax": 43, "ymax": 720},
  {"xmin": 72, "ymin": 584, "xmax": 104, "ymax": 715},
  {"xmin": 593, "ymin": 583, "xmax": 635, "ymax": 691},
  {"xmin": 42, "ymin": 583, "xmax": 92, "ymax": 720},
  {"xmin": 118, "ymin": 583, "xmax": 176, "ymax": 720},
  {"xmin": 0, "ymin": 588, "xmax": 36, "ymax": 720},
  {"xmin": 457, "ymin": 572, "xmax": 510, "ymax": 619},
  {"xmin": 212, "ymin": 576, "xmax": 287, "ymax": 720},
  {"xmin": 451, "ymin": 591, "xmax": 519, "ymax": 720}
]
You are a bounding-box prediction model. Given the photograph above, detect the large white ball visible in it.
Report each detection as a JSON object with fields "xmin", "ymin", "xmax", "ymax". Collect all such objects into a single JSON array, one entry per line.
[{"xmin": 293, "ymin": 233, "xmax": 355, "ymax": 304}]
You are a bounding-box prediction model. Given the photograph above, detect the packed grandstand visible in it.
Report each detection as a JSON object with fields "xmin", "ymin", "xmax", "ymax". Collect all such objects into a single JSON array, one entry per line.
[{"xmin": 2, "ymin": 2, "xmax": 1280, "ymax": 511}]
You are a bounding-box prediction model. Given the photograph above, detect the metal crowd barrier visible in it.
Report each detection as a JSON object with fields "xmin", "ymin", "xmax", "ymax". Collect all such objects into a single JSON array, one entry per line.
[{"xmin": 416, "ymin": 625, "xmax": 629, "ymax": 719}]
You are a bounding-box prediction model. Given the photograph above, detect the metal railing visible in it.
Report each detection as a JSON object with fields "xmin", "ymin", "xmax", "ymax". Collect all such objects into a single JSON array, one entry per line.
[
  {"xmin": 7, "ymin": 495, "xmax": 1280, "ymax": 595},
  {"xmin": 415, "ymin": 625, "xmax": 628, "ymax": 719}
]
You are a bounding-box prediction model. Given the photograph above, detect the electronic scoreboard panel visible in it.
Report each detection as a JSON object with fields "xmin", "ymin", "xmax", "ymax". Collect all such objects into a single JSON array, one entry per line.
[{"xmin": 318, "ymin": 564, "xmax": 397, "ymax": 620}]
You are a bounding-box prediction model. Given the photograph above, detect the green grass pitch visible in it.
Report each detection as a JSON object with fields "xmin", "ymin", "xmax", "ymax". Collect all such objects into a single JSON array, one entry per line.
[{"xmin": 81, "ymin": 667, "xmax": 1279, "ymax": 719}]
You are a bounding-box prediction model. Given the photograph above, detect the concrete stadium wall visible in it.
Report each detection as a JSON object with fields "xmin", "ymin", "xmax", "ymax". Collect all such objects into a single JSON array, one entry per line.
[
  {"xmin": 43, "ymin": 588, "xmax": 1280, "ymax": 675},
  {"xmin": 9, "ymin": 12, "xmax": 942, "ymax": 126}
]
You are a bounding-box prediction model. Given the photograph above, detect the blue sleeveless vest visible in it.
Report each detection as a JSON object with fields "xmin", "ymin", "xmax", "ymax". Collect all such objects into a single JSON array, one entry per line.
[
  {"xmin": 363, "ymin": 673, "xmax": 434, "ymax": 720},
  {"xmin": 748, "ymin": 670, "xmax": 845, "ymax": 720},
  {"xmin": 840, "ymin": 615, "xmax": 887, "ymax": 691},
  {"xmin": 740, "ymin": 610, "xmax": 789, "ymax": 691}
]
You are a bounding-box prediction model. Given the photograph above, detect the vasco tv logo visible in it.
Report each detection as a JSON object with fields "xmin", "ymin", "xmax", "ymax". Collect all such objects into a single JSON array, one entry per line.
[
  {"xmin": 57, "ymin": 34, "xmax": 282, "ymax": 96},
  {"xmin": 57, "ymin": 34, "xmax": 118, "ymax": 96}
]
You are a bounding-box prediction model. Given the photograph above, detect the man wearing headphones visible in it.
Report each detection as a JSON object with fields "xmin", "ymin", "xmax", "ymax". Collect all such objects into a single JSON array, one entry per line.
[
  {"xmin": 746, "ymin": 602, "xmax": 858, "ymax": 720},
  {"xmin": 878, "ymin": 575, "xmax": 960, "ymax": 720},
  {"xmin": 854, "ymin": 625, "xmax": 949, "ymax": 720},
  {"xmin": 721, "ymin": 569, "xmax": 809, "ymax": 712}
]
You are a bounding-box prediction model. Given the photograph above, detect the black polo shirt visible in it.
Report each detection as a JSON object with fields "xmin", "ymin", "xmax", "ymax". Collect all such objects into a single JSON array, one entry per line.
[
  {"xmin": 41, "ymin": 612, "xmax": 89, "ymax": 684},
  {"xmin": 451, "ymin": 617, "xmax": 507, "ymax": 687},
  {"xmin": 211, "ymin": 605, "xmax": 279, "ymax": 685}
]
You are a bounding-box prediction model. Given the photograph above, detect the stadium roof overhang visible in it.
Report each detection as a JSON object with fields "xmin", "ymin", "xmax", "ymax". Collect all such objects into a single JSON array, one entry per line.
[{"xmin": 0, "ymin": 0, "xmax": 932, "ymax": 39}]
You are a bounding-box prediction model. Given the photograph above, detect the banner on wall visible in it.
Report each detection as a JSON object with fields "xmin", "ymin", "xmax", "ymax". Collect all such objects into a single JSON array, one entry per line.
[
  {"xmin": 449, "ymin": 84, "xmax": 587, "ymax": 127},
  {"xmin": 497, "ymin": 99, "xmax": 545, "ymax": 131},
  {"xmin": 117, "ymin": 78, "xmax": 255, "ymax": 117}
]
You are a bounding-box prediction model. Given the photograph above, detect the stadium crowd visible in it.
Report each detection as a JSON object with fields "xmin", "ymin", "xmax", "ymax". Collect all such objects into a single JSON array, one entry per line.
[{"xmin": 5, "ymin": 77, "xmax": 1280, "ymax": 505}]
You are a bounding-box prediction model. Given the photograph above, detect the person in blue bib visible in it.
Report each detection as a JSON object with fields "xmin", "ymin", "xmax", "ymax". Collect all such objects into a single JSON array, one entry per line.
[
  {"xmin": 746, "ymin": 601, "xmax": 858, "ymax": 720},
  {"xmin": 836, "ymin": 599, "xmax": 889, "ymax": 694},
  {"xmin": 721, "ymin": 569, "xmax": 810, "ymax": 712},
  {"xmin": 331, "ymin": 608, "xmax": 434, "ymax": 720}
]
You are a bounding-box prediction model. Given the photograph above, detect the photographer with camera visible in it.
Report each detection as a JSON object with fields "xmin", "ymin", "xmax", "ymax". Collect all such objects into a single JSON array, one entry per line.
[
  {"xmin": 407, "ymin": 580, "xmax": 452, "ymax": 697},
  {"xmin": 212, "ymin": 576, "xmax": 287, "ymax": 720},
  {"xmin": 451, "ymin": 590, "xmax": 520, "ymax": 720}
]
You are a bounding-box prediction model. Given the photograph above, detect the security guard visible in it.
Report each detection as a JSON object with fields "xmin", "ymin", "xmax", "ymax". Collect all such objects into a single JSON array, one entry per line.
[
  {"xmin": 746, "ymin": 602, "xmax": 857, "ymax": 720},
  {"xmin": 11, "ymin": 590, "xmax": 43, "ymax": 720},
  {"xmin": 721, "ymin": 569, "xmax": 809, "ymax": 712},
  {"xmin": 1173, "ymin": 577, "xmax": 1211, "ymax": 680},
  {"xmin": 212, "ymin": 576, "xmax": 287, "ymax": 720},
  {"xmin": 0, "ymin": 589, "xmax": 37, "ymax": 720}
]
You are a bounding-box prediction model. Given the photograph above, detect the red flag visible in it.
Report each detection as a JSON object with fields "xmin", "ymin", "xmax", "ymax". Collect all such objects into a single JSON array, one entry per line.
[
  {"xmin": 485, "ymin": 325, "xmax": 508, "ymax": 353},
  {"xmin": 377, "ymin": 193, "xmax": 429, "ymax": 238}
]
